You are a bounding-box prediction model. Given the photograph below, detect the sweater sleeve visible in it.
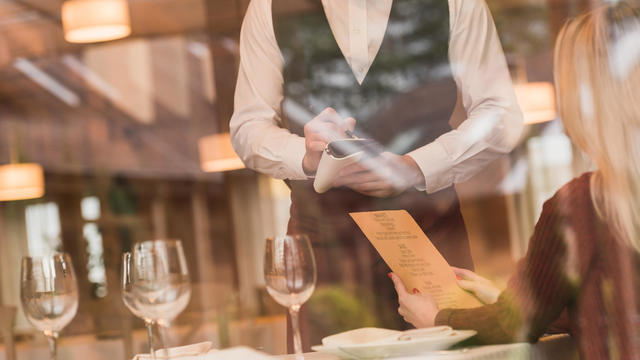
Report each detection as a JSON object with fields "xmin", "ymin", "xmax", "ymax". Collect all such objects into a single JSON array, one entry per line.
[{"xmin": 435, "ymin": 176, "xmax": 592, "ymax": 344}]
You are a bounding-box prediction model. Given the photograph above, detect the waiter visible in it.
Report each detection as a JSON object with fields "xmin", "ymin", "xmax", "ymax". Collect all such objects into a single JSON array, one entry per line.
[{"xmin": 231, "ymin": 0, "xmax": 522, "ymax": 348}]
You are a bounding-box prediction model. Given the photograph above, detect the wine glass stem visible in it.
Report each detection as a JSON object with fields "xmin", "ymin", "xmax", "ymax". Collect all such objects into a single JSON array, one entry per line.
[
  {"xmin": 158, "ymin": 321, "xmax": 170, "ymax": 358},
  {"xmin": 145, "ymin": 320, "xmax": 156, "ymax": 360},
  {"xmin": 289, "ymin": 304, "xmax": 303, "ymax": 359},
  {"xmin": 44, "ymin": 330, "xmax": 58, "ymax": 360}
]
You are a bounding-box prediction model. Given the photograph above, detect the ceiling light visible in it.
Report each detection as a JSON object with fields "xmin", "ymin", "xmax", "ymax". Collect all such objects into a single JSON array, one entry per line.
[
  {"xmin": 198, "ymin": 133, "xmax": 245, "ymax": 172},
  {"xmin": 514, "ymin": 82, "xmax": 557, "ymax": 125},
  {"xmin": 0, "ymin": 163, "xmax": 45, "ymax": 202},
  {"xmin": 62, "ymin": 0, "xmax": 131, "ymax": 43}
]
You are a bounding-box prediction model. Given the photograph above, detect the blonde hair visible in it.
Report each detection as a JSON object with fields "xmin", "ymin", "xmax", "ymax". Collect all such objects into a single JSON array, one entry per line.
[{"xmin": 554, "ymin": 1, "xmax": 640, "ymax": 251}]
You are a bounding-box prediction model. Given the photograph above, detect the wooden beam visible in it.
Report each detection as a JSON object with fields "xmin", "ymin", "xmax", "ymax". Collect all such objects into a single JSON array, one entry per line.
[
  {"xmin": 131, "ymin": 0, "xmax": 207, "ymax": 35},
  {"xmin": 0, "ymin": 0, "xmax": 323, "ymax": 69}
]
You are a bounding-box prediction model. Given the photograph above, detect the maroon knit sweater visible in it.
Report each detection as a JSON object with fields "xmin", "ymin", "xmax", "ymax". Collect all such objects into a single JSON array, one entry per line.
[{"xmin": 436, "ymin": 173, "xmax": 640, "ymax": 359}]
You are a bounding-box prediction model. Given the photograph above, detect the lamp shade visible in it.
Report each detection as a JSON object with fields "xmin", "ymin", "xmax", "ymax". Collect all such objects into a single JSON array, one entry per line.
[
  {"xmin": 198, "ymin": 133, "xmax": 245, "ymax": 172},
  {"xmin": 62, "ymin": 0, "xmax": 131, "ymax": 43},
  {"xmin": 514, "ymin": 82, "xmax": 557, "ymax": 125},
  {"xmin": 0, "ymin": 163, "xmax": 45, "ymax": 201}
]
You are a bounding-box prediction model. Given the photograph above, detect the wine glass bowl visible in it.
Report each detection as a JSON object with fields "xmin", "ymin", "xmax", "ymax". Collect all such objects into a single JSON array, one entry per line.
[
  {"xmin": 20, "ymin": 253, "xmax": 79, "ymax": 360},
  {"xmin": 122, "ymin": 252, "xmax": 146, "ymax": 320},
  {"xmin": 264, "ymin": 237, "xmax": 316, "ymax": 307},
  {"xmin": 122, "ymin": 239, "xmax": 191, "ymax": 358},
  {"xmin": 130, "ymin": 240, "xmax": 191, "ymax": 325},
  {"xmin": 264, "ymin": 234, "xmax": 317, "ymax": 357}
]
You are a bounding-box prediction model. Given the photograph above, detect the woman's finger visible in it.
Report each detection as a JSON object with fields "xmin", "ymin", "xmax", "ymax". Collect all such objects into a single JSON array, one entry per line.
[
  {"xmin": 452, "ymin": 267, "xmax": 490, "ymax": 284},
  {"xmin": 451, "ymin": 266, "xmax": 473, "ymax": 278},
  {"xmin": 389, "ymin": 273, "xmax": 409, "ymax": 297},
  {"xmin": 457, "ymin": 279, "xmax": 482, "ymax": 293}
]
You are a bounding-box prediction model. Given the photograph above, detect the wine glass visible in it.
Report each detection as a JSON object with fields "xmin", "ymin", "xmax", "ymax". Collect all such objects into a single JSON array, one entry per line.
[
  {"xmin": 264, "ymin": 235, "xmax": 317, "ymax": 358},
  {"xmin": 20, "ymin": 253, "xmax": 79, "ymax": 360},
  {"xmin": 121, "ymin": 240, "xmax": 191, "ymax": 359}
]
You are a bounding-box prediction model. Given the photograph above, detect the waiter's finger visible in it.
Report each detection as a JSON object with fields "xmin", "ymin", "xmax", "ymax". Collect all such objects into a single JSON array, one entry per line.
[
  {"xmin": 350, "ymin": 181, "xmax": 390, "ymax": 193},
  {"xmin": 359, "ymin": 153, "xmax": 392, "ymax": 169},
  {"xmin": 335, "ymin": 176, "xmax": 380, "ymax": 188},
  {"xmin": 345, "ymin": 117, "xmax": 356, "ymax": 132},
  {"xmin": 307, "ymin": 141, "xmax": 326, "ymax": 152},
  {"xmin": 305, "ymin": 127, "xmax": 335, "ymax": 145},
  {"xmin": 307, "ymin": 120, "xmax": 341, "ymax": 134},
  {"xmin": 334, "ymin": 170, "xmax": 379, "ymax": 187},
  {"xmin": 316, "ymin": 107, "xmax": 344, "ymax": 125},
  {"xmin": 307, "ymin": 121, "xmax": 345, "ymax": 141},
  {"xmin": 337, "ymin": 162, "xmax": 369, "ymax": 177},
  {"xmin": 341, "ymin": 165, "xmax": 394, "ymax": 184},
  {"xmin": 305, "ymin": 135, "xmax": 329, "ymax": 150},
  {"xmin": 316, "ymin": 108, "xmax": 354, "ymax": 132},
  {"xmin": 358, "ymin": 189, "xmax": 394, "ymax": 198}
]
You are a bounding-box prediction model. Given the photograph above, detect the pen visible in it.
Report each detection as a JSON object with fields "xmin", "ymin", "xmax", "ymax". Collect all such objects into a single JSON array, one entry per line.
[{"xmin": 345, "ymin": 129, "xmax": 358, "ymax": 139}]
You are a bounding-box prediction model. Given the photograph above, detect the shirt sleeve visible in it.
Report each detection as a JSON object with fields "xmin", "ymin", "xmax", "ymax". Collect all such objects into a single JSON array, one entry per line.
[
  {"xmin": 434, "ymin": 182, "xmax": 588, "ymax": 344},
  {"xmin": 407, "ymin": 0, "xmax": 523, "ymax": 193},
  {"xmin": 230, "ymin": 0, "xmax": 308, "ymax": 180}
]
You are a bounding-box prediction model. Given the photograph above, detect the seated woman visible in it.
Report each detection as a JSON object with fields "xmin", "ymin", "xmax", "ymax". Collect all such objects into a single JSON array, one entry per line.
[{"xmin": 389, "ymin": 2, "xmax": 640, "ymax": 359}]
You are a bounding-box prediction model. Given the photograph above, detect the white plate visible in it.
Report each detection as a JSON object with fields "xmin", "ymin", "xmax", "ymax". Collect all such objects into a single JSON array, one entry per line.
[
  {"xmin": 322, "ymin": 328, "xmax": 403, "ymax": 347},
  {"xmin": 311, "ymin": 345, "xmax": 359, "ymax": 359},
  {"xmin": 312, "ymin": 329, "xmax": 476, "ymax": 359}
]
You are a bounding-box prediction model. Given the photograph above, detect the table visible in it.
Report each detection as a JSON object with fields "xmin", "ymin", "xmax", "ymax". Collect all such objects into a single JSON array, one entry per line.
[
  {"xmin": 274, "ymin": 334, "xmax": 576, "ymax": 360},
  {"xmin": 0, "ymin": 316, "xmax": 287, "ymax": 360}
]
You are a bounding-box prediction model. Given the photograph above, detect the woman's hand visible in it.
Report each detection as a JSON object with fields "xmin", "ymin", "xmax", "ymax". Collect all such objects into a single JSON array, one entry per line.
[
  {"xmin": 452, "ymin": 267, "xmax": 501, "ymax": 304},
  {"xmin": 332, "ymin": 153, "xmax": 425, "ymax": 197},
  {"xmin": 389, "ymin": 273, "xmax": 439, "ymax": 328}
]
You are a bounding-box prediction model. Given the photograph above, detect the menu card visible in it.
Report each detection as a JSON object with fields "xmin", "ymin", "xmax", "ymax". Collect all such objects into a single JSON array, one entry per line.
[{"xmin": 350, "ymin": 210, "xmax": 482, "ymax": 309}]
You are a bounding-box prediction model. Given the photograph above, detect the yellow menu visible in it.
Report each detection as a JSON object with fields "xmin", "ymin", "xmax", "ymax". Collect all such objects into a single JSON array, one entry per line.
[{"xmin": 350, "ymin": 210, "xmax": 482, "ymax": 309}]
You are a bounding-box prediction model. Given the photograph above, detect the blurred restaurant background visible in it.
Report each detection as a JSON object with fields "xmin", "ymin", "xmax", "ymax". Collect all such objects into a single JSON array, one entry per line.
[{"xmin": 0, "ymin": 0, "xmax": 594, "ymax": 358}]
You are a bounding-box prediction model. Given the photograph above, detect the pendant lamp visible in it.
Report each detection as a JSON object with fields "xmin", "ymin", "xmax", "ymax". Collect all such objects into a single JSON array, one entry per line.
[
  {"xmin": 198, "ymin": 133, "xmax": 245, "ymax": 172},
  {"xmin": 0, "ymin": 163, "xmax": 45, "ymax": 202},
  {"xmin": 514, "ymin": 82, "xmax": 557, "ymax": 125},
  {"xmin": 62, "ymin": 0, "xmax": 131, "ymax": 43}
]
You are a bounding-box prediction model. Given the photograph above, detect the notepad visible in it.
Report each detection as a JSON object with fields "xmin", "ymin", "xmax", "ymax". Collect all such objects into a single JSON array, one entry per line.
[{"xmin": 350, "ymin": 210, "xmax": 482, "ymax": 309}]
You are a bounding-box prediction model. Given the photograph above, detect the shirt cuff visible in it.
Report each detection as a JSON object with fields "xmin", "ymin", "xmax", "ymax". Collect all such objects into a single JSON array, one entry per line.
[
  {"xmin": 406, "ymin": 141, "xmax": 454, "ymax": 194},
  {"xmin": 280, "ymin": 136, "xmax": 308, "ymax": 180},
  {"xmin": 435, "ymin": 308, "xmax": 454, "ymax": 326}
]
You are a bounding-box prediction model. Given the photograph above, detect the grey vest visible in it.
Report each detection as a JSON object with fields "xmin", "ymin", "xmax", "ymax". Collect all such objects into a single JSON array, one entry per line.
[{"xmin": 273, "ymin": 0, "xmax": 472, "ymax": 269}]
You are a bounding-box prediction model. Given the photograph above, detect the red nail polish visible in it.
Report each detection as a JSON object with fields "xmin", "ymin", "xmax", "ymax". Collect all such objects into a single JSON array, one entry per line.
[
  {"xmin": 388, "ymin": 273, "xmax": 393, "ymax": 279},
  {"xmin": 413, "ymin": 288, "xmax": 420, "ymax": 294},
  {"xmin": 456, "ymin": 275, "xmax": 463, "ymax": 280}
]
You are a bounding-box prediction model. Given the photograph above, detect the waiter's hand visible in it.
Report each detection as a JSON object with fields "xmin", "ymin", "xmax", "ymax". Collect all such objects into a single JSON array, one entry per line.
[
  {"xmin": 333, "ymin": 152, "xmax": 425, "ymax": 197},
  {"xmin": 302, "ymin": 107, "xmax": 356, "ymax": 176}
]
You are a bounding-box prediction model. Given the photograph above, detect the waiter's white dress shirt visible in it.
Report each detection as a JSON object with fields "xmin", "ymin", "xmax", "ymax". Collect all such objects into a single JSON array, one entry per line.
[{"xmin": 230, "ymin": 0, "xmax": 523, "ymax": 193}]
